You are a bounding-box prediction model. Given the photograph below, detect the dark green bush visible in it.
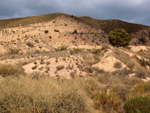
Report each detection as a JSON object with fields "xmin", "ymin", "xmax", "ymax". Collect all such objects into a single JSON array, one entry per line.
[
  {"xmin": 109, "ymin": 29, "xmax": 132, "ymax": 47},
  {"xmin": 124, "ymin": 96, "xmax": 150, "ymax": 113},
  {"xmin": 72, "ymin": 29, "xmax": 78, "ymax": 34}
]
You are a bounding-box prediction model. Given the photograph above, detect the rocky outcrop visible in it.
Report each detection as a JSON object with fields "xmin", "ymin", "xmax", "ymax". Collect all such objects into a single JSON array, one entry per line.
[{"xmin": 130, "ymin": 28, "xmax": 150, "ymax": 45}]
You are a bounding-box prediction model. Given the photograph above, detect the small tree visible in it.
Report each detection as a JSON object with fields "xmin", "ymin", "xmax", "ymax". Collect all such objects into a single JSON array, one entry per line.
[{"xmin": 109, "ymin": 29, "xmax": 132, "ymax": 47}]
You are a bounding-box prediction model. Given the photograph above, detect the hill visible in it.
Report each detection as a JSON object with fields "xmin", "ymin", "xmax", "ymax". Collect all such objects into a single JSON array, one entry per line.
[
  {"xmin": 77, "ymin": 16, "xmax": 149, "ymax": 34},
  {"xmin": 0, "ymin": 13, "xmax": 150, "ymax": 46},
  {"xmin": 0, "ymin": 13, "xmax": 150, "ymax": 113}
]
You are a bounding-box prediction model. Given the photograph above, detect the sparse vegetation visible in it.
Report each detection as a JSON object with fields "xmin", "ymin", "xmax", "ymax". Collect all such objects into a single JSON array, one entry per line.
[
  {"xmin": 92, "ymin": 49, "xmax": 102, "ymax": 55},
  {"xmin": 109, "ymin": 29, "xmax": 132, "ymax": 47},
  {"xmin": 0, "ymin": 13, "xmax": 150, "ymax": 113},
  {"xmin": 55, "ymin": 46, "xmax": 67, "ymax": 51},
  {"xmin": 70, "ymin": 48, "xmax": 82, "ymax": 54}
]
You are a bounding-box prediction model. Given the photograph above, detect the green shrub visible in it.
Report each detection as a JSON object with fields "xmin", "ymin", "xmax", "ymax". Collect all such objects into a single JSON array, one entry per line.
[
  {"xmin": 109, "ymin": 29, "xmax": 132, "ymax": 47},
  {"xmin": 139, "ymin": 38, "xmax": 145, "ymax": 44},
  {"xmin": 124, "ymin": 96, "xmax": 150, "ymax": 113},
  {"xmin": 72, "ymin": 29, "xmax": 78, "ymax": 34}
]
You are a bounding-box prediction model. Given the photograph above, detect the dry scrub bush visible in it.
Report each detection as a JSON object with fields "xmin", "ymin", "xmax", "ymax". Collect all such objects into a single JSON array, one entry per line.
[
  {"xmin": 135, "ymin": 67, "xmax": 150, "ymax": 78},
  {"xmin": 26, "ymin": 42, "xmax": 34, "ymax": 48},
  {"xmin": 81, "ymin": 75, "xmax": 123, "ymax": 113},
  {"xmin": 114, "ymin": 62, "xmax": 122, "ymax": 69},
  {"xmin": 0, "ymin": 76, "xmax": 91, "ymax": 113},
  {"xmin": 0, "ymin": 64, "xmax": 24, "ymax": 77},
  {"xmin": 94, "ymin": 92, "xmax": 123, "ymax": 113},
  {"xmin": 56, "ymin": 65, "xmax": 64, "ymax": 71},
  {"xmin": 97, "ymin": 73, "xmax": 141, "ymax": 100},
  {"xmin": 126, "ymin": 61, "xmax": 135, "ymax": 69}
]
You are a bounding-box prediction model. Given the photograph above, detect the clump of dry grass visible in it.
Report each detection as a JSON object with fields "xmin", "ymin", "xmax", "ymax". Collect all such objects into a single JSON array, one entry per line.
[
  {"xmin": 0, "ymin": 76, "xmax": 91, "ymax": 113},
  {"xmin": 126, "ymin": 61, "xmax": 135, "ymax": 69},
  {"xmin": 56, "ymin": 65, "xmax": 64, "ymax": 71},
  {"xmin": 114, "ymin": 62, "xmax": 122, "ymax": 69},
  {"xmin": 26, "ymin": 42, "xmax": 34, "ymax": 48},
  {"xmin": 0, "ymin": 64, "xmax": 24, "ymax": 77},
  {"xmin": 135, "ymin": 67, "xmax": 150, "ymax": 78}
]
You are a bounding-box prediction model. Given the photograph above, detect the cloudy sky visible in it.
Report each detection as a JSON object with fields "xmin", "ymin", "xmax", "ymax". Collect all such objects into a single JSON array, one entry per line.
[{"xmin": 0, "ymin": 0, "xmax": 150, "ymax": 25}]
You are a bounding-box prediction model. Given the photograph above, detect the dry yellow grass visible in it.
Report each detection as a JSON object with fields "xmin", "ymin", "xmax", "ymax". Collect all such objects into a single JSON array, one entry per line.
[
  {"xmin": 0, "ymin": 64, "xmax": 24, "ymax": 77},
  {"xmin": 0, "ymin": 76, "xmax": 92, "ymax": 113}
]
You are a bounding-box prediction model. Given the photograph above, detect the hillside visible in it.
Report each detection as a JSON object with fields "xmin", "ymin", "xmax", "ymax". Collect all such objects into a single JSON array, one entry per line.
[
  {"xmin": 1, "ymin": 13, "xmax": 150, "ymax": 46},
  {"xmin": 1, "ymin": 13, "xmax": 149, "ymax": 33},
  {"xmin": 0, "ymin": 13, "xmax": 150, "ymax": 113},
  {"xmin": 78, "ymin": 16, "xmax": 149, "ymax": 34},
  {"xmin": 0, "ymin": 13, "xmax": 68, "ymax": 29}
]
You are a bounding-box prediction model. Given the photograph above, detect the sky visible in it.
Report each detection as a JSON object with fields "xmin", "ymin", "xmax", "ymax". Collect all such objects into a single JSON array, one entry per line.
[{"xmin": 0, "ymin": 0, "xmax": 150, "ymax": 26}]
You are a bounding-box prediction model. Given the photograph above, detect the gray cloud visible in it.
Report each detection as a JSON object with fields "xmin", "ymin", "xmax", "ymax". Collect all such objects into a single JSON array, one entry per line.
[{"xmin": 0, "ymin": 0, "xmax": 150, "ymax": 25}]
